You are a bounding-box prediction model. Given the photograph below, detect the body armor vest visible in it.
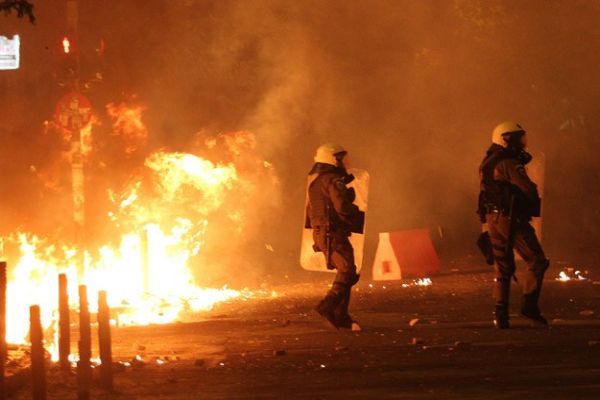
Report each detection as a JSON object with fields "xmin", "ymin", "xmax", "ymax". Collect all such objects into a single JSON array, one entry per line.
[
  {"xmin": 308, "ymin": 174, "xmax": 328, "ymax": 221},
  {"xmin": 478, "ymin": 149, "xmax": 515, "ymax": 221},
  {"xmin": 308, "ymin": 173, "xmax": 339, "ymax": 228}
]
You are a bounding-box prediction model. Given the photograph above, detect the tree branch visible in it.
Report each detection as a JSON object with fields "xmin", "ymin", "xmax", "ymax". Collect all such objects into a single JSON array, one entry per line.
[{"xmin": 1, "ymin": 0, "xmax": 35, "ymax": 23}]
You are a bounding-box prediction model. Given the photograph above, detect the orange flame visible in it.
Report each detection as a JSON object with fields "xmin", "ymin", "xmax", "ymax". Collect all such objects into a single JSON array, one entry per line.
[{"xmin": 4, "ymin": 101, "xmax": 279, "ymax": 360}]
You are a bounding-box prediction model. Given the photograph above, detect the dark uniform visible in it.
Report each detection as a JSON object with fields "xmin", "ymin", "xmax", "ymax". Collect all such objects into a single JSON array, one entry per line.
[
  {"xmin": 479, "ymin": 144, "xmax": 550, "ymax": 327},
  {"xmin": 307, "ymin": 162, "xmax": 362, "ymax": 328}
]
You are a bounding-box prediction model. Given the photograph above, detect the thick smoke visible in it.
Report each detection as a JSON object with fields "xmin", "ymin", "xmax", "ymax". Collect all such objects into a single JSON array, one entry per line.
[{"xmin": 1, "ymin": 0, "xmax": 600, "ymax": 283}]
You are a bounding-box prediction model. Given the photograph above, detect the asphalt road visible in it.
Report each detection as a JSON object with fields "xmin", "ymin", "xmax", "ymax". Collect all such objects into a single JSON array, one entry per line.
[{"xmin": 12, "ymin": 270, "xmax": 600, "ymax": 399}]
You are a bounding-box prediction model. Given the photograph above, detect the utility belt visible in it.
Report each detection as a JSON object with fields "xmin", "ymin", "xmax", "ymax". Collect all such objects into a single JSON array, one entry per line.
[{"xmin": 485, "ymin": 205, "xmax": 533, "ymax": 224}]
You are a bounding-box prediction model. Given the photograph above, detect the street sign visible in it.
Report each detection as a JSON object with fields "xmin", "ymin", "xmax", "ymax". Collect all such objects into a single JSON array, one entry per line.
[
  {"xmin": 54, "ymin": 92, "xmax": 92, "ymax": 132},
  {"xmin": 0, "ymin": 35, "xmax": 20, "ymax": 70}
]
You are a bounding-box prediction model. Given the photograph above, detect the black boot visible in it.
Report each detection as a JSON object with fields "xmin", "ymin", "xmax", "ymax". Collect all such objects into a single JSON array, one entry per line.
[
  {"xmin": 521, "ymin": 293, "xmax": 548, "ymax": 325},
  {"xmin": 334, "ymin": 288, "xmax": 359, "ymax": 330},
  {"xmin": 315, "ymin": 293, "xmax": 341, "ymax": 330},
  {"xmin": 521, "ymin": 270, "xmax": 548, "ymax": 326},
  {"xmin": 494, "ymin": 303, "xmax": 510, "ymax": 329},
  {"xmin": 493, "ymin": 277, "xmax": 511, "ymax": 329}
]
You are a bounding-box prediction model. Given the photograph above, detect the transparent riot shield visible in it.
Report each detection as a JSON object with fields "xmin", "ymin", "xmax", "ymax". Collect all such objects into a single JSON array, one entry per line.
[
  {"xmin": 300, "ymin": 168, "xmax": 369, "ymax": 272},
  {"xmin": 528, "ymin": 152, "xmax": 546, "ymax": 240}
]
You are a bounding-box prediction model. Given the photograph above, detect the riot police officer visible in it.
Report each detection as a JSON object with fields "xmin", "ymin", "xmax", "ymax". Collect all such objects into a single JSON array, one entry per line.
[
  {"xmin": 478, "ymin": 122, "xmax": 550, "ymax": 329},
  {"xmin": 306, "ymin": 144, "xmax": 364, "ymax": 330}
]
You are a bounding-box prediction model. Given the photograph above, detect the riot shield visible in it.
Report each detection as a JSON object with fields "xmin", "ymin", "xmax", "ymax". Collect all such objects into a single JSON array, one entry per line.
[
  {"xmin": 300, "ymin": 168, "xmax": 369, "ymax": 272},
  {"xmin": 528, "ymin": 152, "xmax": 546, "ymax": 240}
]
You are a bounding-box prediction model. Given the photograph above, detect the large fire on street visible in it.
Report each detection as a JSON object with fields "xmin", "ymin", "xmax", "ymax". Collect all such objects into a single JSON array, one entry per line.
[
  {"xmin": 1, "ymin": 102, "xmax": 279, "ymax": 357},
  {"xmin": 2, "ymin": 1, "xmax": 600, "ymax": 399}
]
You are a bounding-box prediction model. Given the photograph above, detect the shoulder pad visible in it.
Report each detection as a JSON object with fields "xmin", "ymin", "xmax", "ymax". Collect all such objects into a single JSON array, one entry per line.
[{"xmin": 496, "ymin": 158, "xmax": 519, "ymax": 172}]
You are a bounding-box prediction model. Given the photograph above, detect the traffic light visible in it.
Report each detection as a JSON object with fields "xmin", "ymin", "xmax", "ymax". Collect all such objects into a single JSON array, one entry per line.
[
  {"xmin": 56, "ymin": 35, "xmax": 77, "ymax": 85},
  {"xmin": 62, "ymin": 36, "xmax": 71, "ymax": 54}
]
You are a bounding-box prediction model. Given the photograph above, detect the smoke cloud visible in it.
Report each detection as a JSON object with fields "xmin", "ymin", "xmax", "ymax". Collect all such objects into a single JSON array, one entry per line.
[{"xmin": 1, "ymin": 0, "xmax": 600, "ymax": 283}]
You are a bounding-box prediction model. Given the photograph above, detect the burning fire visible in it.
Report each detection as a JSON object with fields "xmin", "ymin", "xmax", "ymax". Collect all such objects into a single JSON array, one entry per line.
[
  {"xmin": 3, "ymin": 100, "xmax": 279, "ymax": 358},
  {"xmin": 367, "ymin": 278, "xmax": 433, "ymax": 290},
  {"xmin": 556, "ymin": 269, "xmax": 589, "ymax": 282},
  {"xmin": 401, "ymin": 278, "xmax": 433, "ymax": 288},
  {"xmin": 106, "ymin": 101, "xmax": 147, "ymax": 154}
]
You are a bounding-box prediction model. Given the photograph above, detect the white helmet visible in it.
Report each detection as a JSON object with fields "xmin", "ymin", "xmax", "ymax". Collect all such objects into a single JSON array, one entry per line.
[
  {"xmin": 492, "ymin": 121, "xmax": 526, "ymax": 147},
  {"xmin": 314, "ymin": 143, "xmax": 347, "ymax": 166}
]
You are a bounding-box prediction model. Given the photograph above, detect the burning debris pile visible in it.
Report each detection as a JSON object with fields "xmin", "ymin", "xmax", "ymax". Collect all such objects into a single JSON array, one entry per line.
[
  {"xmin": 2, "ymin": 100, "xmax": 280, "ymax": 350},
  {"xmin": 556, "ymin": 267, "xmax": 590, "ymax": 282}
]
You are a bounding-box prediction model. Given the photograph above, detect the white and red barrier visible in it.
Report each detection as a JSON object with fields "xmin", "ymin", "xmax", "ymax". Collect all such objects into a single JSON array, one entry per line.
[{"xmin": 372, "ymin": 229, "xmax": 440, "ymax": 281}]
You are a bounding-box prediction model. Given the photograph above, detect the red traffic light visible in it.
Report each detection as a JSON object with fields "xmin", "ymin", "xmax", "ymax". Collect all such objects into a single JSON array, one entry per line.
[{"xmin": 62, "ymin": 36, "xmax": 71, "ymax": 54}]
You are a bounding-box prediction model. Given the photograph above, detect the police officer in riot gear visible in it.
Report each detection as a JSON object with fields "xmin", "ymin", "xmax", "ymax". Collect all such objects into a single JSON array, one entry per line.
[
  {"xmin": 306, "ymin": 144, "xmax": 364, "ymax": 329},
  {"xmin": 478, "ymin": 122, "xmax": 550, "ymax": 329}
]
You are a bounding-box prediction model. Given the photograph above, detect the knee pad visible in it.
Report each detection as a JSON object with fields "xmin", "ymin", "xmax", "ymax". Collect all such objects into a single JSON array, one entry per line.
[
  {"xmin": 533, "ymin": 258, "xmax": 550, "ymax": 276},
  {"xmin": 349, "ymin": 272, "xmax": 360, "ymax": 286},
  {"xmin": 335, "ymin": 271, "xmax": 360, "ymax": 287},
  {"xmin": 495, "ymin": 263, "xmax": 516, "ymax": 279}
]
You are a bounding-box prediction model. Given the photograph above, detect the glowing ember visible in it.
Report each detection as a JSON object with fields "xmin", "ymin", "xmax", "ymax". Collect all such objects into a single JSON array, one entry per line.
[
  {"xmin": 557, "ymin": 271, "xmax": 571, "ymax": 282},
  {"xmin": 402, "ymin": 278, "xmax": 433, "ymax": 288},
  {"xmin": 366, "ymin": 278, "xmax": 433, "ymax": 289},
  {"xmin": 556, "ymin": 269, "xmax": 589, "ymax": 282}
]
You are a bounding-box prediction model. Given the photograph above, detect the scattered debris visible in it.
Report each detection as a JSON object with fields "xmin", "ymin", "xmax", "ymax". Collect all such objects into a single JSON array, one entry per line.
[
  {"xmin": 409, "ymin": 318, "xmax": 419, "ymax": 327},
  {"xmin": 131, "ymin": 355, "xmax": 145, "ymax": 368},
  {"xmin": 114, "ymin": 361, "xmax": 129, "ymax": 372},
  {"xmin": 411, "ymin": 337, "xmax": 424, "ymax": 345},
  {"xmin": 334, "ymin": 346, "xmax": 349, "ymax": 352},
  {"xmin": 453, "ymin": 341, "xmax": 471, "ymax": 349},
  {"xmin": 579, "ymin": 310, "xmax": 595, "ymax": 317}
]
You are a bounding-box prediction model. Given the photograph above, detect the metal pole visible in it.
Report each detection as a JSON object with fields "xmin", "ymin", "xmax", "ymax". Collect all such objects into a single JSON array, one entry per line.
[
  {"xmin": 72, "ymin": 156, "xmax": 86, "ymax": 282},
  {"xmin": 0, "ymin": 262, "xmax": 6, "ymax": 400},
  {"xmin": 66, "ymin": 0, "xmax": 86, "ymax": 282},
  {"xmin": 58, "ymin": 274, "xmax": 70, "ymax": 371},
  {"xmin": 97, "ymin": 291, "xmax": 113, "ymax": 391},
  {"xmin": 66, "ymin": 0, "xmax": 80, "ymax": 90},
  {"xmin": 30, "ymin": 305, "xmax": 46, "ymax": 400},
  {"xmin": 141, "ymin": 229, "xmax": 150, "ymax": 296},
  {"xmin": 77, "ymin": 285, "xmax": 91, "ymax": 400}
]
